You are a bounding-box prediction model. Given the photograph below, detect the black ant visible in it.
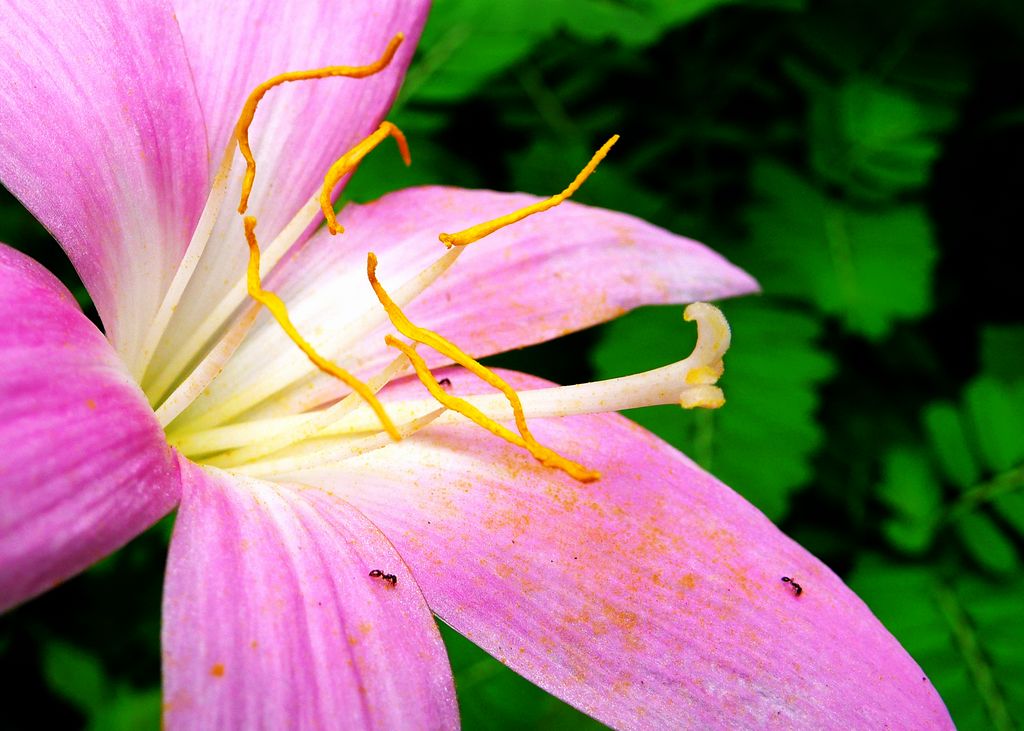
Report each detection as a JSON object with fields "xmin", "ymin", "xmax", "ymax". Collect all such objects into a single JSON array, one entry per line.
[
  {"xmin": 781, "ymin": 576, "xmax": 803, "ymax": 597},
  {"xmin": 438, "ymin": 378, "xmax": 452, "ymax": 389},
  {"xmin": 369, "ymin": 569, "xmax": 397, "ymax": 586}
]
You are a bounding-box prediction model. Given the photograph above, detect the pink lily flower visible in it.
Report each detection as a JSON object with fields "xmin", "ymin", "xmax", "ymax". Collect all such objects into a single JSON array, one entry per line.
[{"xmin": 0, "ymin": 0, "xmax": 952, "ymax": 728}]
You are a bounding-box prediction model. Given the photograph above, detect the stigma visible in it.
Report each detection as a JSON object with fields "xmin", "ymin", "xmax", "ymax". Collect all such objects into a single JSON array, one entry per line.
[{"xmin": 149, "ymin": 36, "xmax": 735, "ymax": 485}]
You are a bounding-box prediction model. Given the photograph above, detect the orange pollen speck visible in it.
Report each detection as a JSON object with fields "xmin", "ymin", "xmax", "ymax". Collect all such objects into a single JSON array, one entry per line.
[
  {"xmin": 234, "ymin": 32, "xmax": 404, "ymax": 214},
  {"xmin": 210, "ymin": 663, "xmax": 225, "ymax": 677}
]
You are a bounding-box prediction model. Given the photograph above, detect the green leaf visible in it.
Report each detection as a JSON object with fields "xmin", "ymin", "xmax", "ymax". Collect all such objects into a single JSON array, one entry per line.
[
  {"xmin": 954, "ymin": 512, "xmax": 1019, "ymax": 575},
  {"xmin": 558, "ymin": 0, "xmax": 807, "ymax": 48},
  {"xmin": 913, "ymin": 379, "xmax": 1024, "ymax": 565},
  {"xmin": 980, "ymin": 325, "xmax": 1024, "ymax": 383},
  {"xmin": 805, "ymin": 77, "xmax": 958, "ymax": 200},
  {"xmin": 403, "ymin": 0, "xmax": 563, "ymax": 103},
  {"xmin": 592, "ymin": 299, "xmax": 834, "ymax": 519},
  {"xmin": 876, "ymin": 447, "xmax": 942, "ymax": 554},
  {"xmin": 87, "ymin": 687, "xmax": 161, "ymax": 731},
  {"xmin": 963, "ymin": 378, "xmax": 1024, "ymax": 473},
  {"xmin": 43, "ymin": 641, "xmax": 108, "ymax": 716},
  {"xmin": 746, "ymin": 161, "xmax": 937, "ymax": 338},
  {"xmin": 547, "ymin": 0, "xmax": 697, "ymax": 47},
  {"xmin": 993, "ymin": 491, "xmax": 1024, "ymax": 538},
  {"xmin": 848, "ymin": 557, "xmax": 1023, "ymax": 731},
  {"xmin": 922, "ymin": 402, "xmax": 982, "ymax": 490},
  {"xmin": 404, "ymin": 0, "xmax": 809, "ymax": 104},
  {"xmin": 791, "ymin": 7, "xmax": 971, "ymax": 97}
]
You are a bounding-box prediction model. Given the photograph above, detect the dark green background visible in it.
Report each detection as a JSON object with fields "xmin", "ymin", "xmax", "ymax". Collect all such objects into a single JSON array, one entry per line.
[{"xmin": 2, "ymin": 0, "xmax": 1023, "ymax": 728}]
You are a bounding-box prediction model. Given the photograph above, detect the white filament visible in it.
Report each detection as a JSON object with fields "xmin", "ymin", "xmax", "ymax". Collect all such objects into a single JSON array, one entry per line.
[{"xmin": 135, "ymin": 145, "xmax": 237, "ymax": 387}]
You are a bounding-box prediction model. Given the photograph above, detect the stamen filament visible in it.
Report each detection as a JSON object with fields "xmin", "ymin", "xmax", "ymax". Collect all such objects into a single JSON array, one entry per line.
[
  {"xmin": 144, "ymin": 35, "xmax": 405, "ymax": 402},
  {"xmin": 156, "ymin": 302, "xmax": 260, "ymax": 427},
  {"xmin": 146, "ymin": 176, "xmax": 347, "ymax": 403},
  {"xmin": 320, "ymin": 121, "xmax": 410, "ymax": 235},
  {"xmin": 136, "ymin": 143, "xmax": 236, "ymax": 385},
  {"xmin": 367, "ymin": 252, "xmax": 599, "ymax": 482},
  {"xmin": 233, "ymin": 406, "xmax": 446, "ymax": 478},
  {"xmin": 204, "ymin": 351, "xmax": 411, "ymax": 468},
  {"xmin": 438, "ymin": 135, "xmax": 618, "ymax": 248},
  {"xmin": 235, "ymin": 33, "xmax": 404, "ymax": 214},
  {"xmin": 244, "ymin": 216, "xmax": 399, "ymax": 439}
]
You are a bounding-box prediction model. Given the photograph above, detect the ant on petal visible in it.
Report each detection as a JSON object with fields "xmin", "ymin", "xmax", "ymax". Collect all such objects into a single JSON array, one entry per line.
[
  {"xmin": 369, "ymin": 569, "xmax": 398, "ymax": 586},
  {"xmin": 781, "ymin": 576, "xmax": 803, "ymax": 596}
]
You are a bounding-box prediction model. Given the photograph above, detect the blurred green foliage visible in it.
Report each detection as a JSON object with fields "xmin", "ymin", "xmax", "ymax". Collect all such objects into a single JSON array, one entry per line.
[
  {"xmin": 2, "ymin": 0, "xmax": 1023, "ymax": 729},
  {"xmin": 848, "ymin": 557, "xmax": 1024, "ymax": 731}
]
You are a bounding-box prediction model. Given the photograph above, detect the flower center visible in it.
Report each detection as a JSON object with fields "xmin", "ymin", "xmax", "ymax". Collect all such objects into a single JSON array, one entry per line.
[{"xmin": 144, "ymin": 36, "xmax": 733, "ymax": 484}]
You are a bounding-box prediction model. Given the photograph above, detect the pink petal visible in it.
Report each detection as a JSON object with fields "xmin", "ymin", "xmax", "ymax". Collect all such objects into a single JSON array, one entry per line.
[
  {"xmin": 0, "ymin": 245, "xmax": 179, "ymax": 612},
  {"xmin": 290, "ymin": 368, "xmax": 952, "ymax": 729},
  {"xmin": 0, "ymin": 0, "xmax": 209, "ymax": 369},
  {"xmin": 182, "ymin": 185, "xmax": 758, "ymax": 424},
  {"xmin": 153, "ymin": 0, "xmax": 429, "ymax": 369},
  {"xmin": 162, "ymin": 458, "xmax": 458, "ymax": 730}
]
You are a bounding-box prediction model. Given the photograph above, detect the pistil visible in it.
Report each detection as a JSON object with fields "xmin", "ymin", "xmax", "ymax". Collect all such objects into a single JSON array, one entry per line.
[
  {"xmin": 232, "ymin": 406, "xmax": 448, "ymax": 478},
  {"xmin": 205, "ymin": 352, "xmax": 411, "ymax": 468},
  {"xmin": 169, "ymin": 302, "xmax": 730, "ymax": 474}
]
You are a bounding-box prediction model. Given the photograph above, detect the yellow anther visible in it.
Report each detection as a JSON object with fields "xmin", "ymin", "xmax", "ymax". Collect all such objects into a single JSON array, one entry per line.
[
  {"xmin": 320, "ymin": 121, "xmax": 410, "ymax": 235},
  {"xmin": 368, "ymin": 253, "xmax": 599, "ymax": 483},
  {"xmin": 243, "ymin": 216, "xmax": 400, "ymax": 440},
  {"xmin": 679, "ymin": 385, "xmax": 725, "ymax": 409},
  {"xmin": 685, "ymin": 362, "xmax": 724, "ymax": 385},
  {"xmin": 234, "ymin": 33, "xmax": 405, "ymax": 214},
  {"xmin": 438, "ymin": 135, "xmax": 619, "ymax": 248}
]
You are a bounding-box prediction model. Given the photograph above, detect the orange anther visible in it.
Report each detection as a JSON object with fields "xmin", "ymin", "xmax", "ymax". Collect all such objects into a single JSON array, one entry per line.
[
  {"xmin": 438, "ymin": 135, "xmax": 618, "ymax": 248},
  {"xmin": 234, "ymin": 33, "xmax": 405, "ymax": 214},
  {"xmin": 320, "ymin": 121, "xmax": 410, "ymax": 235}
]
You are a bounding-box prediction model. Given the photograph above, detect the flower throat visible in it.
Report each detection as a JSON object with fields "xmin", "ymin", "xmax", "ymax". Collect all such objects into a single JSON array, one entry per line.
[{"xmin": 151, "ymin": 33, "xmax": 732, "ymax": 485}]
